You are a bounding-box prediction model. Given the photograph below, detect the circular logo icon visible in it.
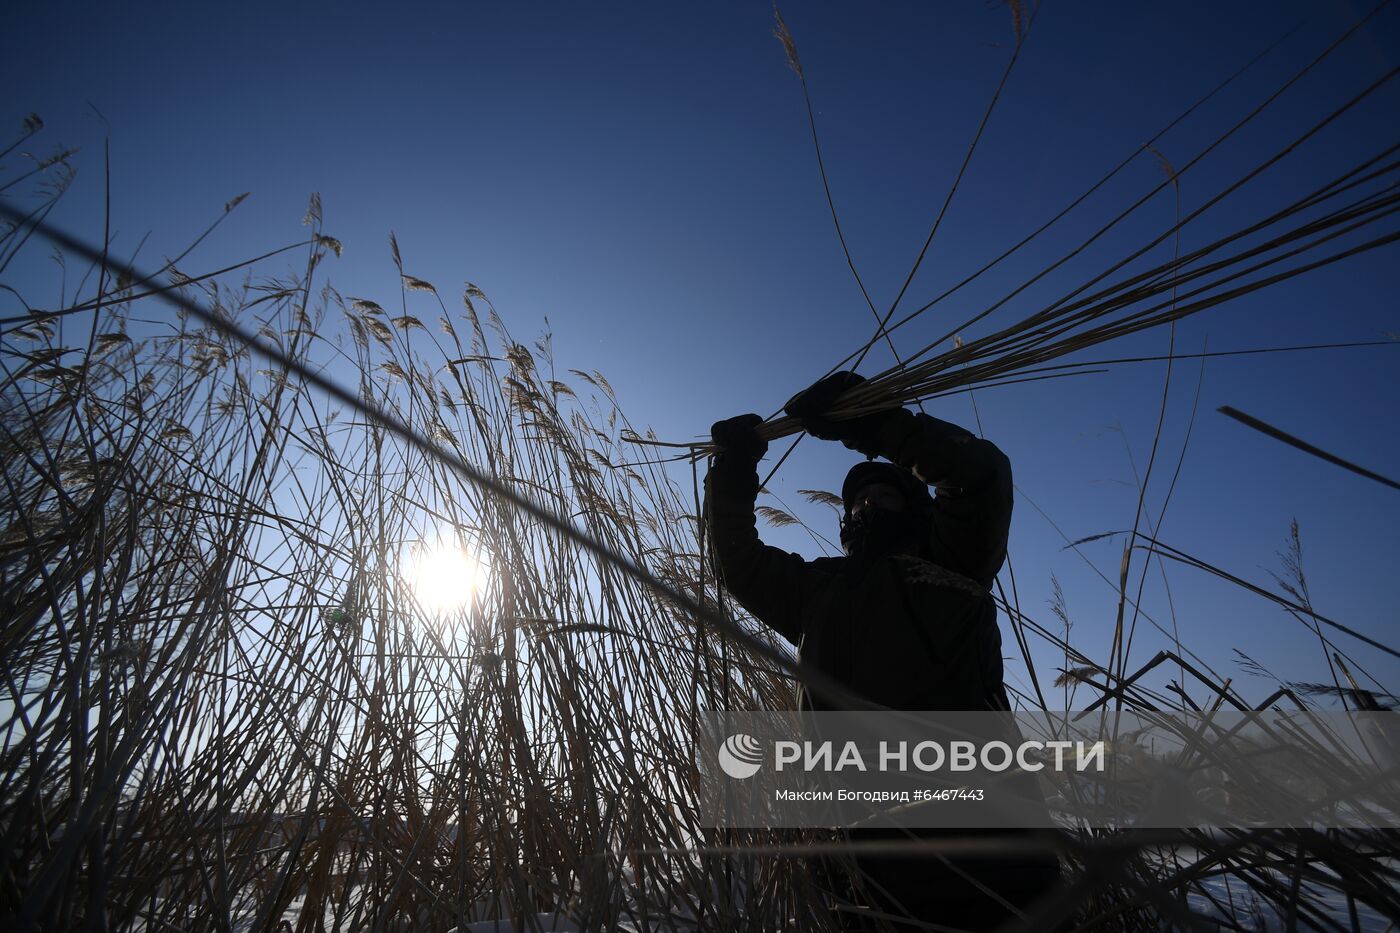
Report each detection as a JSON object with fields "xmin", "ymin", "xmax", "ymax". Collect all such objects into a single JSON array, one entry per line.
[{"xmin": 718, "ymin": 733, "xmax": 763, "ymax": 779}]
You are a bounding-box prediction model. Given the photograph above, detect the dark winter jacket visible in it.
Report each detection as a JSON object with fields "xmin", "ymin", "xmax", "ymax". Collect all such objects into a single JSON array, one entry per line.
[
  {"xmin": 705, "ymin": 407, "xmax": 1015, "ymax": 713},
  {"xmin": 705, "ymin": 409, "xmax": 1064, "ymax": 928}
]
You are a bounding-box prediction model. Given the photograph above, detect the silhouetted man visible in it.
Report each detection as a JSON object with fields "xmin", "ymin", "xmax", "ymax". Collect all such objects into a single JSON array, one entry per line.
[{"xmin": 705, "ymin": 372, "xmax": 1061, "ymax": 931}]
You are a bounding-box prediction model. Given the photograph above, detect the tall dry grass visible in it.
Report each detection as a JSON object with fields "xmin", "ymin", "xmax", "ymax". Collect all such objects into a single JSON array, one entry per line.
[
  {"xmin": 3, "ymin": 8, "xmax": 1399, "ymax": 922},
  {"xmin": 0, "ymin": 132, "xmax": 826, "ymax": 929}
]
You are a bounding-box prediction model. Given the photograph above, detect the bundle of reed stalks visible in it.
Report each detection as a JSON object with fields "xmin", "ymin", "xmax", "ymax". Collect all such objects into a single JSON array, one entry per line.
[{"xmin": 643, "ymin": 5, "xmax": 1400, "ymax": 460}]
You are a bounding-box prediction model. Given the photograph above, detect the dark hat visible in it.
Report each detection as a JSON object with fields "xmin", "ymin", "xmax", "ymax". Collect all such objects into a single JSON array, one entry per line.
[{"xmin": 840, "ymin": 461, "xmax": 934, "ymax": 515}]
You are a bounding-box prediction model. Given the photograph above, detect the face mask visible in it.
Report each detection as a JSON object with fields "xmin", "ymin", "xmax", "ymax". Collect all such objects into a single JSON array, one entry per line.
[{"xmin": 840, "ymin": 507, "xmax": 924, "ymax": 559}]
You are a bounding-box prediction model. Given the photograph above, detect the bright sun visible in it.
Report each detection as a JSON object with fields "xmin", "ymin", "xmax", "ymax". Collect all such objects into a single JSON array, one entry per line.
[{"xmin": 407, "ymin": 541, "xmax": 490, "ymax": 614}]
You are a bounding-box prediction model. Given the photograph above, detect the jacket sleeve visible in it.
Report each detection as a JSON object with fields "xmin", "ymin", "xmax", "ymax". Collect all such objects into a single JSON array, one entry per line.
[
  {"xmin": 703, "ymin": 449, "xmax": 810, "ymax": 646},
  {"xmin": 864, "ymin": 408, "xmax": 1013, "ymax": 587}
]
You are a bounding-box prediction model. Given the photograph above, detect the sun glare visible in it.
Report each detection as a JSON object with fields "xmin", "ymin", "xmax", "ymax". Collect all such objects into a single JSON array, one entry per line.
[{"xmin": 407, "ymin": 541, "xmax": 489, "ymax": 614}]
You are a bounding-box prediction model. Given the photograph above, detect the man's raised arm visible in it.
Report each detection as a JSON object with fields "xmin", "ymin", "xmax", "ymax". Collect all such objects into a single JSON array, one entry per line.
[{"xmin": 703, "ymin": 414, "xmax": 810, "ymax": 645}]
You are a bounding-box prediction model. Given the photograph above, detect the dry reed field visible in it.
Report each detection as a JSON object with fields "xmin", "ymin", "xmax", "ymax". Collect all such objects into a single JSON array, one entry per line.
[{"xmin": 3, "ymin": 5, "xmax": 1400, "ymax": 931}]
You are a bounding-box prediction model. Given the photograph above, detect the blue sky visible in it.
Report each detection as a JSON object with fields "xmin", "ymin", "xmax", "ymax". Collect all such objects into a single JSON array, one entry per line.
[{"xmin": 4, "ymin": 1, "xmax": 1398, "ymax": 705}]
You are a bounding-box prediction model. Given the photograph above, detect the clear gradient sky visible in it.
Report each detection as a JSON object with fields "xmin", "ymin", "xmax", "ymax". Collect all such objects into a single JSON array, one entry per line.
[{"xmin": 4, "ymin": 1, "xmax": 1398, "ymax": 705}]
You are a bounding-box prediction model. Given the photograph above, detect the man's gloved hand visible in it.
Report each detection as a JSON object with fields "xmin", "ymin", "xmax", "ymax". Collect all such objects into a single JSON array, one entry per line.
[
  {"xmin": 784, "ymin": 371, "xmax": 896, "ymax": 453},
  {"xmin": 710, "ymin": 413, "xmax": 768, "ymax": 460}
]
